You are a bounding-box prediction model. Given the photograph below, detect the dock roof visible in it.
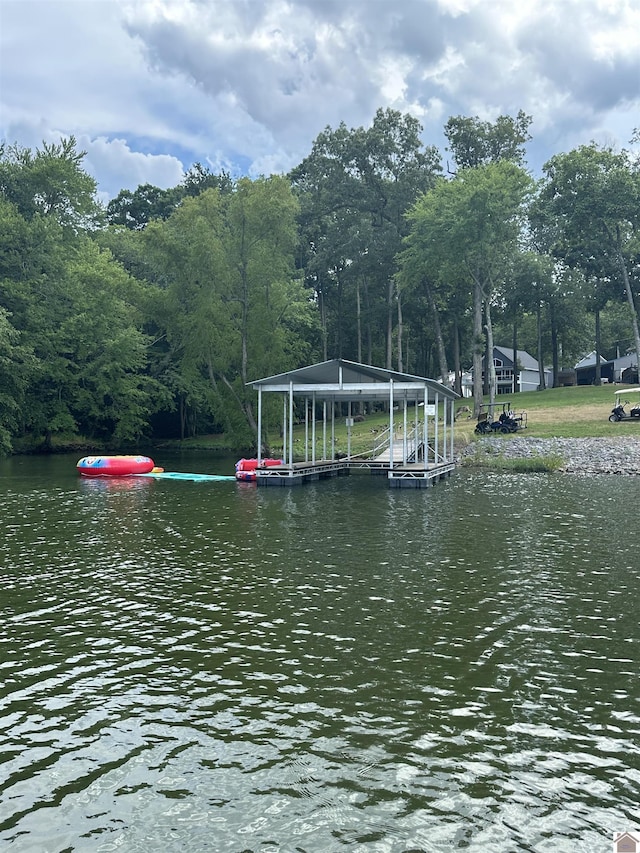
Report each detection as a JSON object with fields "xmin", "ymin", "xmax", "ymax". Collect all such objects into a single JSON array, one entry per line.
[{"xmin": 247, "ymin": 359, "xmax": 458, "ymax": 403}]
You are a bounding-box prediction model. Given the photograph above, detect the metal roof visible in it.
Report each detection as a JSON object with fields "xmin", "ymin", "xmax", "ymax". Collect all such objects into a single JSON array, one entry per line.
[{"xmin": 247, "ymin": 359, "xmax": 458, "ymax": 402}]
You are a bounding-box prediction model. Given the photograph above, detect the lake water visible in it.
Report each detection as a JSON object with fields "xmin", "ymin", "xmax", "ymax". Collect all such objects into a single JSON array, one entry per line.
[{"xmin": 1, "ymin": 452, "xmax": 639, "ymax": 852}]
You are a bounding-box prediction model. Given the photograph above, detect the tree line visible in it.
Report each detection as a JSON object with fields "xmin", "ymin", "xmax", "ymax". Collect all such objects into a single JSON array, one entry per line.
[{"xmin": 1, "ymin": 110, "xmax": 639, "ymax": 454}]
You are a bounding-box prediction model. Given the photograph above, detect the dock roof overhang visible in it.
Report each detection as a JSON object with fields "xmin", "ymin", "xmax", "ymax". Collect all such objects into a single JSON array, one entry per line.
[{"xmin": 247, "ymin": 359, "xmax": 459, "ymax": 403}]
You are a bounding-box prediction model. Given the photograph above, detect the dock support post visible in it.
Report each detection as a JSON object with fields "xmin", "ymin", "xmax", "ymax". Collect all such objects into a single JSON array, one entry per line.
[
  {"xmin": 312, "ymin": 393, "xmax": 317, "ymax": 464},
  {"xmin": 257, "ymin": 387, "xmax": 262, "ymax": 465},
  {"xmin": 389, "ymin": 379, "xmax": 394, "ymax": 470},
  {"xmin": 288, "ymin": 380, "xmax": 294, "ymax": 467}
]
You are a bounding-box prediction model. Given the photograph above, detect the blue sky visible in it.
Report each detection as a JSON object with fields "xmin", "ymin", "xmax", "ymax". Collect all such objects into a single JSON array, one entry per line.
[{"xmin": 1, "ymin": 0, "xmax": 639, "ymax": 201}]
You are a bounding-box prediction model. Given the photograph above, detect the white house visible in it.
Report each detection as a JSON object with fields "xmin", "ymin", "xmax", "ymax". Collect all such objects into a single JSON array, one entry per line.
[{"xmin": 441, "ymin": 370, "xmax": 473, "ymax": 397}]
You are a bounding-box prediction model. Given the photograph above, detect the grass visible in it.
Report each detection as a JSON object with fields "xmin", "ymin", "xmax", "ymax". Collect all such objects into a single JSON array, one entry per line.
[
  {"xmin": 452, "ymin": 384, "xmax": 640, "ymax": 442},
  {"xmin": 245, "ymin": 382, "xmax": 639, "ymax": 465},
  {"xmin": 460, "ymin": 451, "xmax": 566, "ymax": 473}
]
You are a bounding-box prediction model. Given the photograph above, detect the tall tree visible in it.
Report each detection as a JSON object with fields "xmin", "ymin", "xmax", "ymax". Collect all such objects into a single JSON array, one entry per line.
[
  {"xmin": 0, "ymin": 305, "xmax": 34, "ymax": 454},
  {"xmin": 290, "ymin": 108, "xmax": 441, "ymax": 368},
  {"xmin": 444, "ymin": 110, "xmax": 532, "ymax": 171},
  {"xmin": 538, "ymin": 144, "xmax": 640, "ymax": 378},
  {"xmin": 105, "ymin": 167, "xmax": 234, "ymax": 231},
  {"xmin": 0, "ymin": 137, "xmax": 102, "ymax": 229},
  {"xmin": 402, "ymin": 162, "xmax": 533, "ymax": 413},
  {"xmin": 0, "ymin": 142, "xmax": 161, "ymax": 450},
  {"xmin": 106, "ymin": 183, "xmax": 182, "ymax": 230},
  {"xmin": 141, "ymin": 179, "xmax": 317, "ymax": 449}
]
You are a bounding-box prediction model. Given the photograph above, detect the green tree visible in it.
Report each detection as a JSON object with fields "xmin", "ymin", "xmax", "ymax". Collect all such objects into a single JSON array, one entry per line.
[
  {"xmin": 106, "ymin": 183, "xmax": 182, "ymax": 230},
  {"xmin": 0, "ymin": 137, "xmax": 102, "ymax": 229},
  {"xmin": 403, "ymin": 162, "xmax": 533, "ymax": 413},
  {"xmin": 444, "ymin": 110, "xmax": 532, "ymax": 170},
  {"xmin": 539, "ymin": 145, "xmax": 640, "ymax": 378},
  {"xmin": 0, "ymin": 306, "xmax": 35, "ymax": 454},
  {"xmin": 106, "ymin": 167, "xmax": 233, "ymax": 231},
  {"xmin": 291, "ymin": 108, "xmax": 441, "ymax": 369},
  {"xmin": 0, "ymin": 142, "xmax": 162, "ymax": 450},
  {"xmin": 141, "ymin": 178, "xmax": 316, "ymax": 448}
]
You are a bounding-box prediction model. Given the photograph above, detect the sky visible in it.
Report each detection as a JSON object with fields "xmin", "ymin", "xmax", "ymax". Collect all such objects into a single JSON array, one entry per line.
[{"xmin": 1, "ymin": 0, "xmax": 639, "ymax": 201}]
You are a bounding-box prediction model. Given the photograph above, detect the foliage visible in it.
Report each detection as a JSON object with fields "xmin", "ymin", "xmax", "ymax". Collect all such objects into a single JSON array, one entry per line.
[
  {"xmin": 0, "ymin": 137, "xmax": 102, "ymax": 230},
  {"xmin": 401, "ymin": 161, "xmax": 533, "ymax": 410},
  {"xmin": 1, "ymin": 115, "xmax": 639, "ymax": 456},
  {"xmin": 290, "ymin": 108, "xmax": 441, "ymax": 368},
  {"xmin": 0, "ymin": 143, "xmax": 165, "ymax": 452},
  {"xmin": 444, "ymin": 110, "xmax": 532, "ymax": 170},
  {"xmin": 139, "ymin": 178, "xmax": 317, "ymax": 449},
  {"xmin": 538, "ymin": 144, "xmax": 640, "ymax": 374},
  {"xmin": 105, "ymin": 164, "xmax": 234, "ymax": 230}
]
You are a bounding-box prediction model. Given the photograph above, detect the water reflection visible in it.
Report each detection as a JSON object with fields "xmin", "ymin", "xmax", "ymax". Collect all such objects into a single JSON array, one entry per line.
[{"xmin": 0, "ymin": 459, "xmax": 639, "ymax": 851}]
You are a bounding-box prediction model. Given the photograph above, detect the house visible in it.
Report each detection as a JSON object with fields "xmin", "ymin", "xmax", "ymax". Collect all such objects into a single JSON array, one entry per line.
[
  {"xmin": 613, "ymin": 352, "xmax": 639, "ymax": 384},
  {"xmin": 441, "ymin": 371, "xmax": 473, "ymax": 398},
  {"xmin": 478, "ymin": 346, "xmax": 552, "ymax": 395},
  {"xmin": 575, "ymin": 351, "xmax": 638, "ymax": 385},
  {"xmin": 575, "ymin": 351, "xmax": 613, "ymax": 384}
]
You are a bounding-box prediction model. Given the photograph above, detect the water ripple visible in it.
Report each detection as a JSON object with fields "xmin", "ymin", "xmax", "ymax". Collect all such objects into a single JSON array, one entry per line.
[{"xmin": 1, "ymin": 462, "xmax": 639, "ymax": 850}]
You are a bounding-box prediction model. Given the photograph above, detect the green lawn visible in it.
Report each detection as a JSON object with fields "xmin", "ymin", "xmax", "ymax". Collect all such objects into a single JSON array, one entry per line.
[{"xmin": 455, "ymin": 384, "xmax": 640, "ymax": 441}]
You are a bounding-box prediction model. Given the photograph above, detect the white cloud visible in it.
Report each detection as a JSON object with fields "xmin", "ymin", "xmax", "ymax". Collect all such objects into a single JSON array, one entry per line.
[
  {"xmin": 1, "ymin": 0, "xmax": 639, "ymax": 197},
  {"xmin": 81, "ymin": 136, "xmax": 185, "ymax": 199}
]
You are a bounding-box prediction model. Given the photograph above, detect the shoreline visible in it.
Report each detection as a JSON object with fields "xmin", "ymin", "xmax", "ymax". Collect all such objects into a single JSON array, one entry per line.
[{"xmin": 461, "ymin": 436, "xmax": 640, "ymax": 474}]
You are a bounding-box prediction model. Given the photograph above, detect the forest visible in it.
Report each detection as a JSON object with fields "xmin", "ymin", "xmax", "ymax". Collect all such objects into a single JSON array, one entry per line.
[{"xmin": 1, "ymin": 109, "xmax": 639, "ymax": 455}]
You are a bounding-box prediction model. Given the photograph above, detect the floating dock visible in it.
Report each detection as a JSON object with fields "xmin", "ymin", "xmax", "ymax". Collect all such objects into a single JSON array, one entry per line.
[{"xmin": 254, "ymin": 458, "xmax": 456, "ymax": 489}]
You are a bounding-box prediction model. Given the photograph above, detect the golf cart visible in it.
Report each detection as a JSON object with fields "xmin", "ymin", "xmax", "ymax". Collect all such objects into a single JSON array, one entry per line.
[
  {"xmin": 609, "ymin": 387, "xmax": 640, "ymax": 422},
  {"xmin": 475, "ymin": 401, "xmax": 528, "ymax": 435}
]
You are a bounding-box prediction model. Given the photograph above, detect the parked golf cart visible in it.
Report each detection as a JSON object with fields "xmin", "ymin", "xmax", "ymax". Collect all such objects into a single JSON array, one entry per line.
[
  {"xmin": 475, "ymin": 401, "xmax": 528, "ymax": 435},
  {"xmin": 609, "ymin": 387, "xmax": 640, "ymax": 422}
]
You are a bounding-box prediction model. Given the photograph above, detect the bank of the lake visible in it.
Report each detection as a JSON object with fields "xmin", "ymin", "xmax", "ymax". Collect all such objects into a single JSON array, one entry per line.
[{"xmin": 461, "ymin": 435, "xmax": 640, "ymax": 474}]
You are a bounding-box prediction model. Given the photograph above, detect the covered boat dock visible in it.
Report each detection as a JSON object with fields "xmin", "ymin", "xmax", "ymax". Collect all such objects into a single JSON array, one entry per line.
[{"xmin": 248, "ymin": 360, "xmax": 459, "ymax": 488}]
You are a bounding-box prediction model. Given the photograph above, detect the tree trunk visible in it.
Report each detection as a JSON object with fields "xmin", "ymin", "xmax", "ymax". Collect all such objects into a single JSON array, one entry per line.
[
  {"xmin": 453, "ymin": 320, "xmax": 462, "ymax": 396},
  {"xmin": 397, "ymin": 290, "xmax": 403, "ymax": 372},
  {"xmin": 537, "ymin": 299, "xmax": 546, "ymax": 390},
  {"xmin": 424, "ymin": 277, "xmax": 449, "ymax": 385},
  {"xmin": 613, "ymin": 230, "xmax": 640, "ymax": 379},
  {"xmin": 363, "ymin": 277, "xmax": 372, "ymax": 365},
  {"xmin": 337, "ymin": 270, "xmax": 344, "ymax": 359},
  {"xmin": 594, "ymin": 305, "xmax": 602, "ymax": 386},
  {"xmin": 550, "ymin": 302, "xmax": 559, "ymax": 388},
  {"xmin": 483, "ymin": 335, "xmax": 490, "ymax": 396},
  {"xmin": 512, "ymin": 322, "xmax": 518, "ymax": 394},
  {"xmin": 472, "ymin": 278, "xmax": 484, "ymax": 416},
  {"xmin": 356, "ymin": 278, "xmax": 362, "ymax": 364},
  {"xmin": 485, "ymin": 298, "xmax": 496, "ymax": 408},
  {"xmin": 221, "ymin": 373, "xmax": 258, "ymax": 435},
  {"xmin": 319, "ymin": 286, "xmax": 328, "ymax": 361},
  {"xmin": 386, "ymin": 278, "xmax": 394, "ymax": 369}
]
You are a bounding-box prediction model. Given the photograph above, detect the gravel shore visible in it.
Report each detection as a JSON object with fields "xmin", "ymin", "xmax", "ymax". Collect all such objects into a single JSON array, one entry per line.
[{"xmin": 461, "ymin": 436, "xmax": 640, "ymax": 474}]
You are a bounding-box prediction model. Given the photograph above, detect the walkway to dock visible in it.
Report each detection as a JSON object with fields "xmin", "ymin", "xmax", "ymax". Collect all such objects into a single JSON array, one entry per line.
[{"xmin": 246, "ymin": 359, "xmax": 459, "ymax": 489}]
